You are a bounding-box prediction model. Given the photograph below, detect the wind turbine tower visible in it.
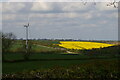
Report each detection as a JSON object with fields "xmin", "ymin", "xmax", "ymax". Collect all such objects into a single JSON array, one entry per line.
[{"xmin": 24, "ymin": 21, "xmax": 29, "ymax": 49}]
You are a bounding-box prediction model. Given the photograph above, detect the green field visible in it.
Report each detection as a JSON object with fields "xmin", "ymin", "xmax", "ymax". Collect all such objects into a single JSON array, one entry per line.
[
  {"xmin": 2, "ymin": 40, "xmax": 120, "ymax": 78},
  {"xmin": 3, "ymin": 52, "xmax": 119, "ymax": 74},
  {"xmin": 3, "ymin": 58, "xmax": 119, "ymax": 74}
]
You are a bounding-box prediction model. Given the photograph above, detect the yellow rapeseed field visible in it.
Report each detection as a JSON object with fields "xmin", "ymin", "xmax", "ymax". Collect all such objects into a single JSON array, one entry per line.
[{"xmin": 58, "ymin": 41, "xmax": 115, "ymax": 50}]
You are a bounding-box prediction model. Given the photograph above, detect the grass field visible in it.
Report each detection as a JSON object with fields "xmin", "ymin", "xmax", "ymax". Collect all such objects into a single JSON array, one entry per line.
[
  {"xmin": 3, "ymin": 58, "xmax": 119, "ymax": 78},
  {"xmin": 2, "ymin": 40, "xmax": 120, "ymax": 78},
  {"xmin": 3, "ymin": 52, "xmax": 119, "ymax": 74},
  {"xmin": 3, "ymin": 54, "xmax": 119, "ymax": 74}
]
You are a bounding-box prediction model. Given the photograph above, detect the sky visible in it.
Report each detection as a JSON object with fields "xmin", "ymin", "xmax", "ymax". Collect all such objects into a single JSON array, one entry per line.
[{"xmin": 1, "ymin": 2, "xmax": 118, "ymax": 40}]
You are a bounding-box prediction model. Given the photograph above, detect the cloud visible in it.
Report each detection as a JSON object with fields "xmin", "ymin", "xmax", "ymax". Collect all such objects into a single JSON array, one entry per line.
[
  {"xmin": 31, "ymin": 2, "xmax": 52, "ymax": 11},
  {"xmin": 80, "ymin": 24, "xmax": 97, "ymax": 28},
  {"xmin": 95, "ymin": 2, "xmax": 117, "ymax": 11},
  {"xmin": 2, "ymin": 2, "xmax": 25, "ymax": 13},
  {"xmin": 3, "ymin": 0, "xmax": 34, "ymax": 2},
  {"xmin": 2, "ymin": 2, "xmax": 118, "ymax": 40},
  {"xmin": 29, "ymin": 12, "xmax": 93, "ymax": 20},
  {"xmin": 106, "ymin": 12, "xmax": 118, "ymax": 18},
  {"xmin": 61, "ymin": 2, "xmax": 90, "ymax": 11},
  {"xmin": 83, "ymin": 13, "xmax": 93, "ymax": 19},
  {"xmin": 98, "ymin": 20, "xmax": 108, "ymax": 24},
  {"xmin": 30, "ymin": 2, "xmax": 92, "ymax": 12},
  {"xmin": 2, "ymin": 14, "xmax": 16, "ymax": 21}
]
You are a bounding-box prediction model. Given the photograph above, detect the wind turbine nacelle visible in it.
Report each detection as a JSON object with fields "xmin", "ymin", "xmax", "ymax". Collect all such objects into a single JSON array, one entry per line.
[
  {"xmin": 24, "ymin": 23, "xmax": 29, "ymax": 27},
  {"xmin": 24, "ymin": 25, "xmax": 28, "ymax": 27}
]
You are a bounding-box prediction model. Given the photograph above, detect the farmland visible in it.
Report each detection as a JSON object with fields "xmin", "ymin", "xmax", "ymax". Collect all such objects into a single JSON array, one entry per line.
[
  {"xmin": 2, "ymin": 40, "xmax": 120, "ymax": 79},
  {"xmin": 59, "ymin": 41, "xmax": 115, "ymax": 50}
]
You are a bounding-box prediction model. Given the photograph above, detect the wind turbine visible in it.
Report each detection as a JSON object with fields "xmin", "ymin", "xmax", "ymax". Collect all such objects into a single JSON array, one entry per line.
[{"xmin": 24, "ymin": 17, "xmax": 30, "ymax": 50}]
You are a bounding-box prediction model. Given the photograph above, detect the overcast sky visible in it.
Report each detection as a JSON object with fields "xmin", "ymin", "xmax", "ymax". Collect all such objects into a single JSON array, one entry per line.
[{"xmin": 2, "ymin": 2, "xmax": 118, "ymax": 40}]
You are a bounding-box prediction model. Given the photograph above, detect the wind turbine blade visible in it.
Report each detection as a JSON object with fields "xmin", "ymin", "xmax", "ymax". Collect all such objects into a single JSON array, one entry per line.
[
  {"xmin": 27, "ymin": 16, "xmax": 30, "ymax": 26},
  {"xmin": 28, "ymin": 23, "xmax": 29, "ymax": 26},
  {"xmin": 28, "ymin": 16, "xmax": 29, "ymax": 22}
]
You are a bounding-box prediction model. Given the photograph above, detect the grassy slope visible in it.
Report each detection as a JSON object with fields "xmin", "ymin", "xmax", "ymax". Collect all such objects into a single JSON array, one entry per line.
[{"xmin": 8, "ymin": 40, "xmax": 58, "ymax": 53}]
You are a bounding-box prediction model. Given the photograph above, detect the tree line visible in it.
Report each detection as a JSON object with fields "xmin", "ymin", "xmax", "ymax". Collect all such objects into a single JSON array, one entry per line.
[{"xmin": 1, "ymin": 32, "xmax": 32, "ymax": 61}]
